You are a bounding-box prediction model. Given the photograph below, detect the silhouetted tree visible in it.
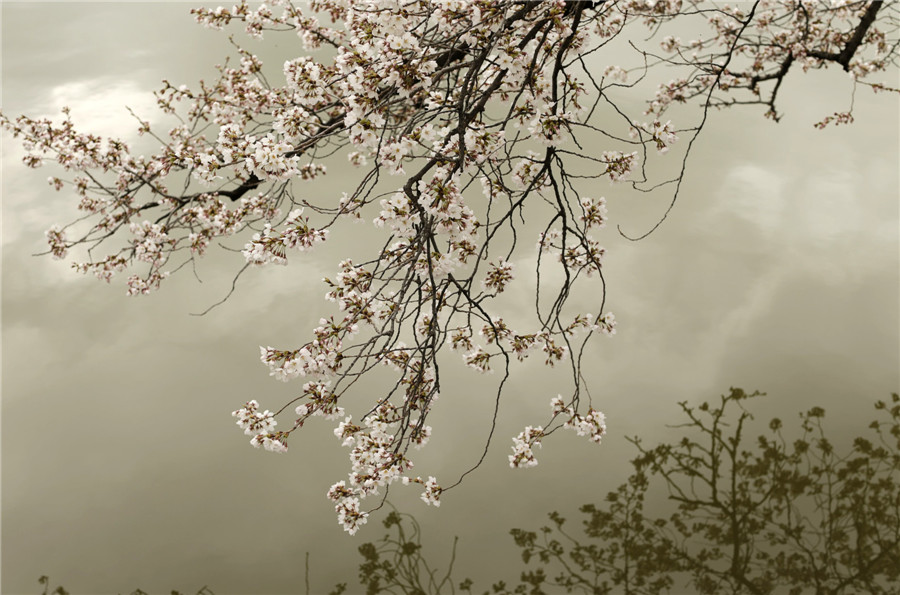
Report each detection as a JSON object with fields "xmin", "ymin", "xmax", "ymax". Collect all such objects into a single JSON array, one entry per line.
[{"xmin": 359, "ymin": 389, "xmax": 900, "ymax": 594}]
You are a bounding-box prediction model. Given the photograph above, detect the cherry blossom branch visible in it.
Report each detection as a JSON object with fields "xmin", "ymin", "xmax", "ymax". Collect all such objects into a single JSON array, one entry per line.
[{"xmin": 3, "ymin": 0, "xmax": 897, "ymax": 535}]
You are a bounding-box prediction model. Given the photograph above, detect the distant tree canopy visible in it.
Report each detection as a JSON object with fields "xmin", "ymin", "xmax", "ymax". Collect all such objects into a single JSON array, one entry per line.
[{"xmin": 354, "ymin": 389, "xmax": 900, "ymax": 595}]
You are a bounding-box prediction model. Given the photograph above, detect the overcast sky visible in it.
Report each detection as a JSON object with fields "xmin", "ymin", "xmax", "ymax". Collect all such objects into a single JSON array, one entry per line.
[{"xmin": 2, "ymin": 3, "xmax": 898, "ymax": 594}]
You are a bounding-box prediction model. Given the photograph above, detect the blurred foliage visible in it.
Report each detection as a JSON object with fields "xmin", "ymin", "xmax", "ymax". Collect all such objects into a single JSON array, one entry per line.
[
  {"xmin": 356, "ymin": 508, "xmax": 470, "ymax": 595},
  {"xmin": 485, "ymin": 388, "xmax": 900, "ymax": 595},
  {"xmin": 37, "ymin": 576, "xmax": 68, "ymax": 595},
  {"xmin": 36, "ymin": 576, "xmax": 216, "ymax": 595},
  {"xmin": 38, "ymin": 389, "xmax": 900, "ymax": 594},
  {"xmin": 365, "ymin": 389, "xmax": 900, "ymax": 594}
]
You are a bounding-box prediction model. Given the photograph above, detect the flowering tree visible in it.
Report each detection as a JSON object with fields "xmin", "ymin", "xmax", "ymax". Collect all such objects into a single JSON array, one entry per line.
[{"xmin": 3, "ymin": 0, "xmax": 897, "ymax": 534}]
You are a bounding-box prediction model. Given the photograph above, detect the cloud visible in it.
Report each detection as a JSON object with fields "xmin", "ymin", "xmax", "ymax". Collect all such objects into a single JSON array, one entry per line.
[
  {"xmin": 43, "ymin": 78, "xmax": 161, "ymax": 141},
  {"xmin": 2, "ymin": 76, "xmax": 162, "ymax": 249},
  {"xmin": 713, "ymin": 163, "xmax": 786, "ymax": 234}
]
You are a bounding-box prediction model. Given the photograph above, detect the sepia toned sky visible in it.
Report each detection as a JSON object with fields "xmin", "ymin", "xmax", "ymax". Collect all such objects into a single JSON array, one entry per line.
[{"xmin": 2, "ymin": 2, "xmax": 898, "ymax": 594}]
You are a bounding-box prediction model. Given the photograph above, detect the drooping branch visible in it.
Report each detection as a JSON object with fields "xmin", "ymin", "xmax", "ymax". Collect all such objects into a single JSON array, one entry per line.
[{"xmin": 3, "ymin": 0, "xmax": 897, "ymax": 535}]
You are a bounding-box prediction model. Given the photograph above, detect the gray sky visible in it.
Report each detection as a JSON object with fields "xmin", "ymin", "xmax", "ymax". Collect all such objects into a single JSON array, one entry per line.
[{"xmin": 2, "ymin": 2, "xmax": 898, "ymax": 594}]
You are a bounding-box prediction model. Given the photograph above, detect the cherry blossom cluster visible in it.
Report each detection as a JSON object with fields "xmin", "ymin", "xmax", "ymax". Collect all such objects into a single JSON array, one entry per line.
[
  {"xmin": 326, "ymin": 400, "xmax": 437, "ymax": 534},
  {"xmin": 45, "ymin": 225, "xmax": 67, "ymax": 260},
  {"xmin": 232, "ymin": 400, "xmax": 287, "ymax": 452},
  {"xmin": 481, "ymin": 261, "xmax": 515, "ymax": 295},
  {"xmin": 509, "ymin": 426, "xmax": 545, "ymax": 469},
  {"xmin": 242, "ymin": 208, "xmax": 329, "ymax": 265},
  {"xmin": 509, "ymin": 395, "xmax": 608, "ymax": 469},
  {"xmin": 4, "ymin": 0, "xmax": 896, "ymax": 533},
  {"xmin": 551, "ymin": 395, "xmax": 608, "ymax": 444},
  {"xmin": 631, "ymin": 120, "xmax": 679, "ymax": 154}
]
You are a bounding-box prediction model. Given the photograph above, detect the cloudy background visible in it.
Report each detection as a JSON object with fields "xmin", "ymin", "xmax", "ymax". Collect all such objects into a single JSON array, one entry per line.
[{"xmin": 2, "ymin": 2, "xmax": 898, "ymax": 594}]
